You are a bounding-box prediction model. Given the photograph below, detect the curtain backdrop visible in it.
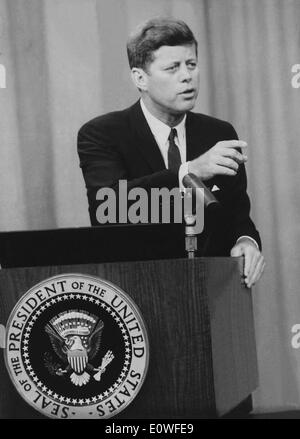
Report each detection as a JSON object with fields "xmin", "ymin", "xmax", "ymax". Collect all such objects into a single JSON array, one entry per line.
[{"xmin": 1, "ymin": 0, "xmax": 300, "ymax": 413}]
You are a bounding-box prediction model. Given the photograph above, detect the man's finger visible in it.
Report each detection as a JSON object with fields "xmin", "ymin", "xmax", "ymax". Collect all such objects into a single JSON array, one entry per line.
[
  {"xmin": 243, "ymin": 249, "xmax": 254, "ymax": 278},
  {"xmin": 222, "ymin": 148, "xmax": 248, "ymax": 164},
  {"xmin": 230, "ymin": 245, "xmax": 243, "ymax": 257},
  {"xmin": 215, "ymin": 165, "xmax": 237, "ymax": 176},
  {"xmin": 221, "ymin": 140, "xmax": 248, "ymax": 148},
  {"xmin": 247, "ymin": 251, "xmax": 260, "ymax": 278},
  {"xmin": 248, "ymin": 258, "xmax": 265, "ymax": 287},
  {"xmin": 244, "ymin": 249, "xmax": 263, "ymax": 285},
  {"xmin": 217, "ymin": 156, "xmax": 239, "ymax": 171},
  {"xmin": 247, "ymin": 254, "xmax": 264, "ymax": 285}
]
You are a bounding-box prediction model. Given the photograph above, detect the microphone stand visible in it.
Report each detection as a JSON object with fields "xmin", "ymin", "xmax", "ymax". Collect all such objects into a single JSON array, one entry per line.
[
  {"xmin": 184, "ymin": 213, "xmax": 198, "ymax": 259},
  {"xmin": 183, "ymin": 173, "xmax": 220, "ymax": 258}
]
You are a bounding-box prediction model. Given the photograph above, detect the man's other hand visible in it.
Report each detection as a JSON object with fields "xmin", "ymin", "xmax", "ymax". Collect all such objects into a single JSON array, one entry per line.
[
  {"xmin": 189, "ymin": 140, "xmax": 248, "ymax": 180},
  {"xmin": 230, "ymin": 238, "xmax": 265, "ymax": 288}
]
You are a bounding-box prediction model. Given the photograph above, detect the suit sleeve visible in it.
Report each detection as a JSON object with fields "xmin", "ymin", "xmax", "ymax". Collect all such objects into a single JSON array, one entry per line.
[
  {"xmin": 220, "ymin": 124, "xmax": 262, "ymax": 250},
  {"xmin": 77, "ymin": 119, "xmax": 180, "ymax": 225}
]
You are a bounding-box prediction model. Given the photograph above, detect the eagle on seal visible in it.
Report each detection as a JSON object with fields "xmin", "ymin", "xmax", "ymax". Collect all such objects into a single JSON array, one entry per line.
[{"xmin": 45, "ymin": 310, "xmax": 113, "ymax": 386}]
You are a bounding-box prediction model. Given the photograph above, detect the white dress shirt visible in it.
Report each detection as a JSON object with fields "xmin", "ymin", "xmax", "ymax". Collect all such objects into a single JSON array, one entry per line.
[
  {"xmin": 140, "ymin": 99, "xmax": 258, "ymax": 249},
  {"xmin": 140, "ymin": 99, "xmax": 189, "ymax": 188}
]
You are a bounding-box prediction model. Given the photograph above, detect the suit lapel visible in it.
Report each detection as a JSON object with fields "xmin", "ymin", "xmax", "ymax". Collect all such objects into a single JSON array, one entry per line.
[
  {"xmin": 186, "ymin": 111, "xmax": 205, "ymax": 161},
  {"xmin": 129, "ymin": 101, "xmax": 166, "ymax": 172}
]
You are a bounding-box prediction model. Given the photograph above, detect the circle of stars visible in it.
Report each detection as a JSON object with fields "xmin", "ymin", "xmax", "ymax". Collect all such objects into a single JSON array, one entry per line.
[{"xmin": 20, "ymin": 292, "xmax": 133, "ymax": 406}]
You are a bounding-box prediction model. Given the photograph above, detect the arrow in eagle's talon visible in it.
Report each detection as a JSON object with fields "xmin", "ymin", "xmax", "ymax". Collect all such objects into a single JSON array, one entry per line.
[{"xmin": 93, "ymin": 350, "xmax": 115, "ymax": 381}]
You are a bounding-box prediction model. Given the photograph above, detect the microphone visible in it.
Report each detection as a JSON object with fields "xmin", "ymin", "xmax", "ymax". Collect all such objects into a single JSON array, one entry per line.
[
  {"xmin": 182, "ymin": 173, "xmax": 220, "ymax": 209},
  {"xmin": 182, "ymin": 173, "xmax": 220, "ymax": 258}
]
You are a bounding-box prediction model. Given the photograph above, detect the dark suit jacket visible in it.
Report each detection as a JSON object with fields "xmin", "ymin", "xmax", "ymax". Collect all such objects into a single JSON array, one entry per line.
[{"xmin": 77, "ymin": 100, "xmax": 261, "ymax": 255}]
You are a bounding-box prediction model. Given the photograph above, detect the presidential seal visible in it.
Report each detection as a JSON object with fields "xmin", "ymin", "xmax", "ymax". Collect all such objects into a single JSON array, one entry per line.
[{"xmin": 4, "ymin": 274, "xmax": 149, "ymax": 419}]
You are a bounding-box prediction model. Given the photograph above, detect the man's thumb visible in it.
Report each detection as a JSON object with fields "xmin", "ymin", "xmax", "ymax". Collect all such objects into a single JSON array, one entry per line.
[{"xmin": 230, "ymin": 244, "xmax": 243, "ymax": 257}]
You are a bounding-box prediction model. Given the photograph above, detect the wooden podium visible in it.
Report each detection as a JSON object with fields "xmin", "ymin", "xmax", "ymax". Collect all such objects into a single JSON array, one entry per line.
[{"xmin": 0, "ymin": 226, "xmax": 258, "ymax": 419}]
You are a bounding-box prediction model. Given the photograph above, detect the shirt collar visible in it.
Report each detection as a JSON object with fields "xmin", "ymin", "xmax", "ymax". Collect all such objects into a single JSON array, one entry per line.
[{"xmin": 140, "ymin": 98, "xmax": 186, "ymax": 146}]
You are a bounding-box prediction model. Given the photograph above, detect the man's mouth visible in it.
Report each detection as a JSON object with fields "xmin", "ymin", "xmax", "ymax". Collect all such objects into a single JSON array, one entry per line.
[{"xmin": 180, "ymin": 89, "xmax": 195, "ymax": 96}]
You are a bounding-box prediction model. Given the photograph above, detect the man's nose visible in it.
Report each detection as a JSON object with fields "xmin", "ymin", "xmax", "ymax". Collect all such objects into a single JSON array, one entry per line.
[{"xmin": 179, "ymin": 65, "xmax": 192, "ymax": 82}]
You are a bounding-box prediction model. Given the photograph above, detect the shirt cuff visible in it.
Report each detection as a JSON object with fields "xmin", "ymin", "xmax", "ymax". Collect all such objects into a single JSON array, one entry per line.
[
  {"xmin": 236, "ymin": 235, "xmax": 259, "ymax": 249},
  {"xmin": 179, "ymin": 161, "xmax": 190, "ymax": 190}
]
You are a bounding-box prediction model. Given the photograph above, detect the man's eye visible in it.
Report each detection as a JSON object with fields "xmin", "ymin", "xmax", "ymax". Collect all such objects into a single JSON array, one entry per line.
[
  {"xmin": 187, "ymin": 62, "xmax": 197, "ymax": 69},
  {"xmin": 166, "ymin": 65, "xmax": 178, "ymax": 71}
]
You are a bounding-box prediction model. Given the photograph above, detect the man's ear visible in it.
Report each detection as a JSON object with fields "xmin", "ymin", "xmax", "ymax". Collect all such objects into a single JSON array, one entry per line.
[{"xmin": 131, "ymin": 68, "xmax": 148, "ymax": 91}]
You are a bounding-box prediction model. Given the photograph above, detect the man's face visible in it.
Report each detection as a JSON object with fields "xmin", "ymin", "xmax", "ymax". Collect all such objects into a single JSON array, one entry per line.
[{"xmin": 142, "ymin": 44, "xmax": 199, "ymax": 116}]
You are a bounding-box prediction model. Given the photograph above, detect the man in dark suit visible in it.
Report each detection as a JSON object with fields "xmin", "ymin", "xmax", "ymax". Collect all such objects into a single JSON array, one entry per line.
[{"xmin": 78, "ymin": 17, "xmax": 265, "ymax": 288}]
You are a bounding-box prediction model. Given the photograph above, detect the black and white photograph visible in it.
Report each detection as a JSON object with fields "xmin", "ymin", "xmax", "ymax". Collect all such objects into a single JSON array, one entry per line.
[{"xmin": 0, "ymin": 0, "xmax": 299, "ymax": 424}]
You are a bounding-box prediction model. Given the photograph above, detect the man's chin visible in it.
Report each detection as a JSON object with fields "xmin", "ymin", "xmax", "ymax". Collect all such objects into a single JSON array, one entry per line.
[{"xmin": 173, "ymin": 100, "xmax": 196, "ymax": 113}]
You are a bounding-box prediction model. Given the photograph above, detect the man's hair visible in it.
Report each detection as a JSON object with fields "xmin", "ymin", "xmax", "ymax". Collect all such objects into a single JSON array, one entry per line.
[{"xmin": 127, "ymin": 17, "xmax": 198, "ymax": 70}]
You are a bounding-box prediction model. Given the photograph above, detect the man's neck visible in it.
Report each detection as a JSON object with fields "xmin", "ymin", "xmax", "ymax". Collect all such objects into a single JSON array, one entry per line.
[{"xmin": 141, "ymin": 96, "xmax": 186, "ymax": 127}]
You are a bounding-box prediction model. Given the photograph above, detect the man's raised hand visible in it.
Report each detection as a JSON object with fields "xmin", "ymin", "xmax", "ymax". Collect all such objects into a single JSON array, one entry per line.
[{"xmin": 188, "ymin": 140, "xmax": 248, "ymax": 180}]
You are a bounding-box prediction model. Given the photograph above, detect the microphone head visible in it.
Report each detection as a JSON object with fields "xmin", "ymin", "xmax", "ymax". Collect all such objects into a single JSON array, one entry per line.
[{"xmin": 182, "ymin": 173, "xmax": 220, "ymax": 209}]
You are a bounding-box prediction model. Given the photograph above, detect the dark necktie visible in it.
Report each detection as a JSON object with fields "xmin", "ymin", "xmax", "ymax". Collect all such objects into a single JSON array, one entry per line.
[{"xmin": 168, "ymin": 128, "xmax": 181, "ymax": 171}]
